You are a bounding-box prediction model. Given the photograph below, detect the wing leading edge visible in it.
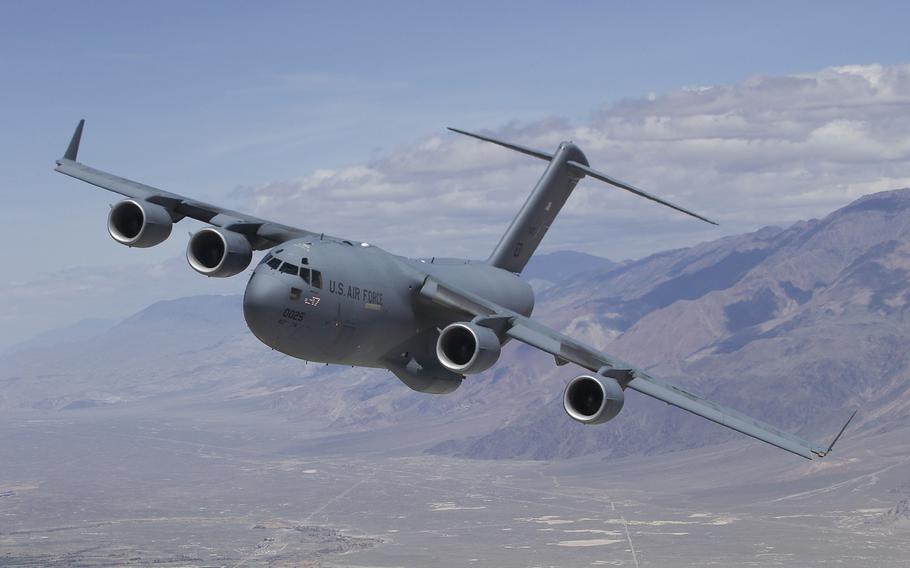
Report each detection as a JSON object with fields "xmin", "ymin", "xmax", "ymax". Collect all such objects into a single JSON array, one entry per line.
[
  {"xmin": 54, "ymin": 120, "xmax": 317, "ymax": 249},
  {"xmin": 418, "ymin": 276, "xmax": 852, "ymax": 460}
]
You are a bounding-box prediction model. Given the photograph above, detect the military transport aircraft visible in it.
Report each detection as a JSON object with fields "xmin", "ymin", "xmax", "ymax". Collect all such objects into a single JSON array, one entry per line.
[{"xmin": 54, "ymin": 120, "xmax": 855, "ymax": 460}]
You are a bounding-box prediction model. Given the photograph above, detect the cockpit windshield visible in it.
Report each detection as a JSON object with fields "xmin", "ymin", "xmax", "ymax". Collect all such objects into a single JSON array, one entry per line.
[{"xmin": 263, "ymin": 255, "xmax": 322, "ymax": 289}]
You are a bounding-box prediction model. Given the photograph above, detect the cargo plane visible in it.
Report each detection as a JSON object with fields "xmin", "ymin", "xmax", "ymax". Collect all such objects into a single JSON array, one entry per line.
[{"xmin": 54, "ymin": 121, "xmax": 855, "ymax": 460}]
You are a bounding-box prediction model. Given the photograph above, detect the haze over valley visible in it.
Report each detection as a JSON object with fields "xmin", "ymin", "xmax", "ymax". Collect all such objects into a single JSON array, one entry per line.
[{"xmin": 3, "ymin": 190, "xmax": 910, "ymax": 566}]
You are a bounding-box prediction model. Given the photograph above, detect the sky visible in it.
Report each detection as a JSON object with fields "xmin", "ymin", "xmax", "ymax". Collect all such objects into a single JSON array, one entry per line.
[{"xmin": 2, "ymin": 1, "xmax": 910, "ymax": 347}]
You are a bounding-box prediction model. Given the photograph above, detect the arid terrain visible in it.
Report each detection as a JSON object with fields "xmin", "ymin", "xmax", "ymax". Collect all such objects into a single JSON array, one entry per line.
[
  {"xmin": 3, "ymin": 190, "xmax": 910, "ymax": 566},
  {"xmin": 1, "ymin": 403, "xmax": 908, "ymax": 567}
]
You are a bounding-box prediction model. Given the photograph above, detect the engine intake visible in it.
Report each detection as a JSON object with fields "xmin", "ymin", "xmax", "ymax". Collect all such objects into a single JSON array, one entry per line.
[
  {"xmin": 436, "ymin": 322, "xmax": 501, "ymax": 375},
  {"xmin": 186, "ymin": 227, "xmax": 252, "ymax": 277},
  {"xmin": 107, "ymin": 199, "xmax": 173, "ymax": 248},
  {"xmin": 563, "ymin": 374, "xmax": 625, "ymax": 424}
]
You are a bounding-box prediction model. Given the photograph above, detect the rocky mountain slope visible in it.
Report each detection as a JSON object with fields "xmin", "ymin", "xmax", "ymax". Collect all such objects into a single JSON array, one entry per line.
[
  {"xmin": 433, "ymin": 188, "xmax": 910, "ymax": 459},
  {"xmin": 4, "ymin": 189, "xmax": 910, "ymax": 461}
]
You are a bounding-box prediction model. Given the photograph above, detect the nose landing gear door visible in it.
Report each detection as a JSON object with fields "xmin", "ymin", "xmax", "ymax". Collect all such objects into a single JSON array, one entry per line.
[{"xmin": 327, "ymin": 294, "xmax": 358, "ymax": 358}]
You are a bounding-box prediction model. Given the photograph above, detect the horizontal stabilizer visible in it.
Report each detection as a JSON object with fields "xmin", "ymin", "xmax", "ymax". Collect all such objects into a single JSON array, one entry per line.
[
  {"xmin": 448, "ymin": 126, "xmax": 716, "ymax": 227},
  {"xmin": 567, "ymin": 161, "xmax": 718, "ymax": 225},
  {"xmin": 447, "ymin": 127, "xmax": 553, "ymax": 162}
]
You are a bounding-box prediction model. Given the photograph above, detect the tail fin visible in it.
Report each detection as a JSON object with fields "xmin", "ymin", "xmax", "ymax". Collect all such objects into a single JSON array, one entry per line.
[{"xmin": 448, "ymin": 127, "xmax": 716, "ymax": 273}]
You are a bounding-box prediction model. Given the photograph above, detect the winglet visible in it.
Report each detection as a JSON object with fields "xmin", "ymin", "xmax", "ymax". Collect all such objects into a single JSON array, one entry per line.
[
  {"xmin": 813, "ymin": 410, "xmax": 857, "ymax": 458},
  {"xmin": 63, "ymin": 119, "xmax": 85, "ymax": 162}
]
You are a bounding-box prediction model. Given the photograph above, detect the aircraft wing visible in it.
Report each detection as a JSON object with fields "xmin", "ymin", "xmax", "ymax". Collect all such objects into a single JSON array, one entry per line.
[
  {"xmin": 418, "ymin": 277, "xmax": 853, "ymax": 460},
  {"xmin": 54, "ymin": 120, "xmax": 318, "ymax": 249}
]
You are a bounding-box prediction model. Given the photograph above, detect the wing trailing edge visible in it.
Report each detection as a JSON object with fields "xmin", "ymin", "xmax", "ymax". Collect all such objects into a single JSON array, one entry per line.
[{"xmin": 418, "ymin": 275, "xmax": 848, "ymax": 460}]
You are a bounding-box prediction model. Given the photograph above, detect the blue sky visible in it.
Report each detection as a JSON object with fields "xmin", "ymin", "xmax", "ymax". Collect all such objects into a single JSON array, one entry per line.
[{"xmin": 2, "ymin": 2, "xmax": 910, "ymax": 346}]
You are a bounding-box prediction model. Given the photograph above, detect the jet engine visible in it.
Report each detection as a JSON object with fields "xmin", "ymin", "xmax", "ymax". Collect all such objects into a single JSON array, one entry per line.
[
  {"xmin": 435, "ymin": 321, "xmax": 501, "ymax": 375},
  {"xmin": 107, "ymin": 199, "xmax": 173, "ymax": 248},
  {"xmin": 563, "ymin": 374, "xmax": 625, "ymax": 424},
  {"xmin": 186, "ymin": 227, "xmax": 252, "ymax": 277}
]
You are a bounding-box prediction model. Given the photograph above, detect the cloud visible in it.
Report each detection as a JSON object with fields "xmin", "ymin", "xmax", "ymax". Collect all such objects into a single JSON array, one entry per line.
[
  {"xmin": 10, "ymin": 63, "xmax": 910, "ymax": 349},
  {"xmin": 243, "ymin": 63, "xmax": 910, "ymax": 261}
]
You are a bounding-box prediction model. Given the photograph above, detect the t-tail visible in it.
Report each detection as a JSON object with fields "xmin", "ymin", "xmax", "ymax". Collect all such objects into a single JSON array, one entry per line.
[{"xmin": 448, "ymin": 127, "xmax": 717, "ymax": 274}]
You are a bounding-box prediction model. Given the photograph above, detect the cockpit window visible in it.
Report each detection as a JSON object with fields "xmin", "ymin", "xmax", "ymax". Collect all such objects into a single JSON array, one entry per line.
[
  {"xmin": 279, "ymin": 262, "xmax": 299, "ymax": 275},
  {"xmin": 259, "ymin": 253, "xmax": 273, "ymax": 265},
  {"xmin": 311, "ymin": 270, "xmax": 323, "ymax": 289},
  {"xmin": 299, "ymin": 267, "xmax": 311, "ymax": 285},
  {"xmin": 267, "ymin": 257, "xmax": 282, "ymax": 270}
]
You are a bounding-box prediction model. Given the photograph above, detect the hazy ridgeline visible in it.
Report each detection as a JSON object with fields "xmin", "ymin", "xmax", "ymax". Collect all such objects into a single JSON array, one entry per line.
[{"xmin": 2, "ymin": 189, "xmax": 910, "ymax": 566}]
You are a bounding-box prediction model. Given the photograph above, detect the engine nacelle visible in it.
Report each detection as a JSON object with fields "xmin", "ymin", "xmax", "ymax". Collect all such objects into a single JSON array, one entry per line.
[
  {"xmin": 107, "ymin": 199, "xmax": 173, "ymax": 248},
  {"xmin": 186, "ymin": 227, "xmax": 253, "ymax": 277},
  {"xmin": 563, "ymin": 374, "xmax": 625, "ymax": 425},
  {"xmin": 435, "ymin": 321, "xmax": 501, "ymax": 375}
]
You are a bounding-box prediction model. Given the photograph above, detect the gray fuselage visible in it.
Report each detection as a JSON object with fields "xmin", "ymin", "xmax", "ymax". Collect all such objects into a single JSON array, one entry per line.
[{"xmin": 242, "ymin": 237, "xmax": 534, "ymax": 372}]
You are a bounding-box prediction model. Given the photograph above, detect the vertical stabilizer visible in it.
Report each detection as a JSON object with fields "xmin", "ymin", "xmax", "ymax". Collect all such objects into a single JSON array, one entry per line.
[{"xmin": 488, "ymin": 141, "xmax": 589, "ymax": 273}]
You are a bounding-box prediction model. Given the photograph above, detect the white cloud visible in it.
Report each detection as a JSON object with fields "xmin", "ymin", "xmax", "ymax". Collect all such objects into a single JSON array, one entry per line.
[
  {"xmin": 9, "ymin": 63, "xmax": 910, "ymax": 349},
  {"xmin": 242, "ymin": 63, "xmax": 910, "ymax": 261}
]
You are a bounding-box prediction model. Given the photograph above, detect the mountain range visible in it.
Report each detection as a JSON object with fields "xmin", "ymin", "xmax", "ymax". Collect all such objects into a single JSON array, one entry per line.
[{"xmin": 4, "ymin": 188, "xmax": 910, "ymax": 461}]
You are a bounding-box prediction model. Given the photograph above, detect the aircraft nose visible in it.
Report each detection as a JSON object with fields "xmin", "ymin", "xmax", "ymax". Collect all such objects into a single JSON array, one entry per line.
[{"xmin": 243, "ymin": 271, "xmax": 288, "ymax": 344}]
